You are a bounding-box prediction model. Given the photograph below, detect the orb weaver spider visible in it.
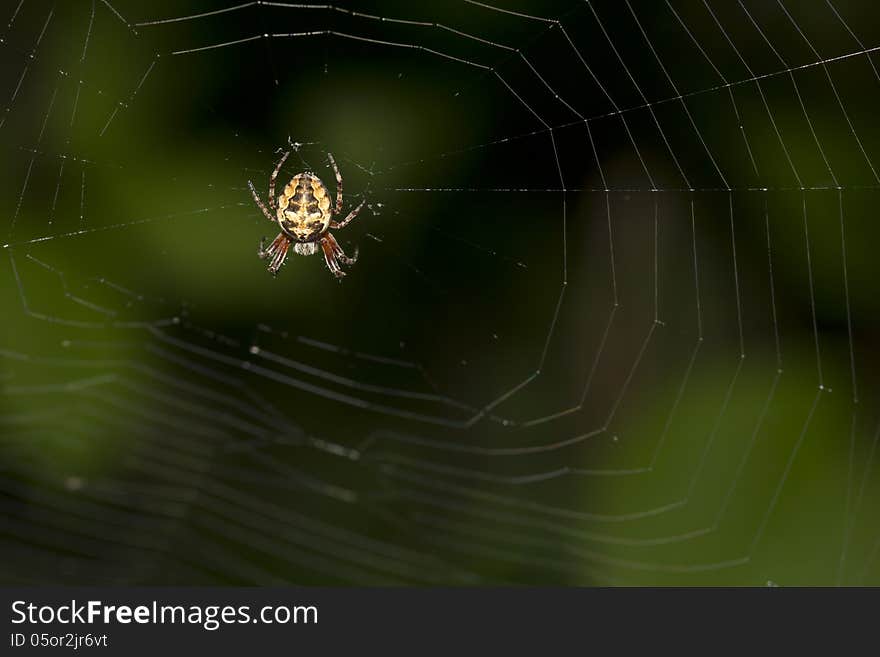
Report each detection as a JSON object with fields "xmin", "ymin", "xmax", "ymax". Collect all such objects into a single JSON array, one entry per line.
[{"xmin": 248, "ymin": 151, "xmax": 365, "ymax": 278}]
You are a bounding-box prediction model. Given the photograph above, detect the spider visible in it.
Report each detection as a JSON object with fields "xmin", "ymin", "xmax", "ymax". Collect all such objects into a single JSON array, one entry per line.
[{"xmin": 248, "ymin": 151, "xmax": 365, "ymax": 278}]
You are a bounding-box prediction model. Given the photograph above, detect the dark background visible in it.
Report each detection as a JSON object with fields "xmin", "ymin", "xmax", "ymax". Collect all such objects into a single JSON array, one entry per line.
[{"xmin": 1, "ymin": 0, "xmax": 878, "ymax": 585}]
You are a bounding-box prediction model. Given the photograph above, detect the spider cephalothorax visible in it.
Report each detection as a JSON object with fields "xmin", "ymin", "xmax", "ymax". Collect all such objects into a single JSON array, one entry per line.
[{"xmin": 248, "ymin": 151, "xmax": 365, "ymax": 278}]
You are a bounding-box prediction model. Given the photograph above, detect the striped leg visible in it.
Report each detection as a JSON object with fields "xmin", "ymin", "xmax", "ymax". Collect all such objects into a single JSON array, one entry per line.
[
  {"xmin": 330, "ymin": 199, "xmax": 365, "ymax": 230},
  {"xmin": 268, "ymin": 151, "xmax": 290, "ymax": 209},
  {"xmin": 259, "ymin": 233, "xmax": 291, "ymax": 276},
  {"xmin": 325, "ymin": 231, "xmax": 358, "ymax": 265},
  {"xmin": 320, "ymin": 238, "xmax": 344, "ymax": 278},
  {"xmin": 327, "ymin": 152, "xmax": 344, "ymax": 215},
  {"xmin": 320, "ymin": 232, "xmax": 358, "ymax": 278},
  {"xmin": 248, "ymin": 181, "xmax": 274, "ymax": 222}
]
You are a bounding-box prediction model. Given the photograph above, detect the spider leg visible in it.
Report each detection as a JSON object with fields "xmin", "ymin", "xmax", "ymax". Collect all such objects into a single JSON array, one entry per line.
[
  {"xmin": 268, "ymin": 150, "xmax": 291, "ymax": 210},
  {"xmin": 259, "ymin": 233, "xmax": 291, "ymax": 276},
  {"xmin": 327, "ymin": 152, "xmax": 344, "ymax": 215},
  {"xmin": 248, "ymin": 181, "xmax": 275, "ymax": 222},
  {"xmin": 330, "ymin": 199, "xmax": 365, "ymax": 230},
  {"xmin": 320, "ymin": 235, "xmax": 348, "ymax": 279},
  {"xmin": 325, "ymin": 231, "xmax": 358, "ymax": 266}
]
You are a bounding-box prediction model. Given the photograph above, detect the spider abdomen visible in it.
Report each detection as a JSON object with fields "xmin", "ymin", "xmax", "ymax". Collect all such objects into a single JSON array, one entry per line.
[{"xmin": 276, "ymin": 172, "xmax": 332, "ymax": 242}]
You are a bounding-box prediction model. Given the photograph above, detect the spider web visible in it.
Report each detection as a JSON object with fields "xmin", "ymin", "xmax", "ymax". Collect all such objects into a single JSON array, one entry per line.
[{"xmin": 1, "ymin": 0, "xmax": 879, "ymax": 586}]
